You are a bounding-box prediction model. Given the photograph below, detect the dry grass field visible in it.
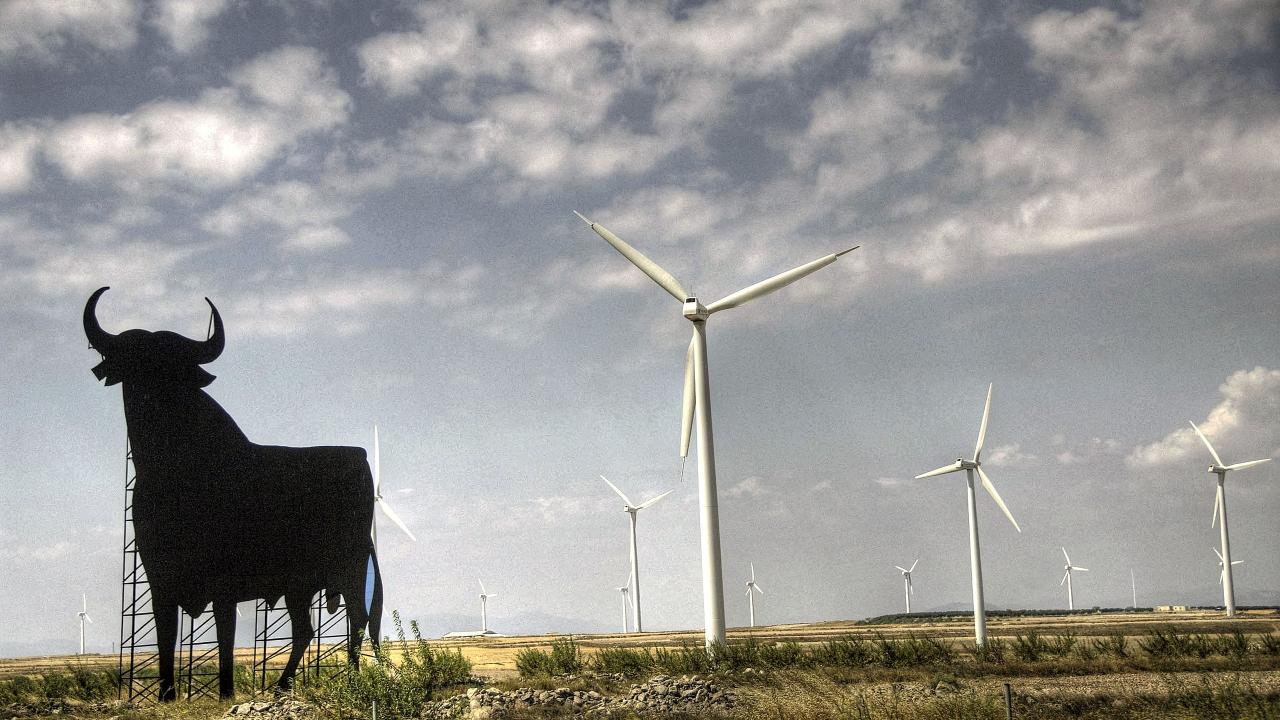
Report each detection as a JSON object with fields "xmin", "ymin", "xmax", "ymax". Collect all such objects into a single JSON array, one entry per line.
[{"xmin": 4, "ymin": 608, "xmax": 1279, "ymax": 718}]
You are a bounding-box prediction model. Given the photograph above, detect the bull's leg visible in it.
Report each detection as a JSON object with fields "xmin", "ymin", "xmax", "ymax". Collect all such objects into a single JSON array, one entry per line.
[
  {"xmin": 344, "ymin": 565, "xmax": 371, "ymax": 667},
  {"xmin": 276, "ymin": 592, "xmax": 315, "ymax": 693},
  {"xmin": 153, "ymin": 595, "xmax": 179, "ymax": 702},
  {"xmin": 213, "ymin": 601, "xmax": 237, "ymax": 699}
]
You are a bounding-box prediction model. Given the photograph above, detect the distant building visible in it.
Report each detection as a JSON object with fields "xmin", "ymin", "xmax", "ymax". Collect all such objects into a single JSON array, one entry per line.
[{"xmin": 1154, "ymin": 605, "xmax": 1188, "ymax": 613}]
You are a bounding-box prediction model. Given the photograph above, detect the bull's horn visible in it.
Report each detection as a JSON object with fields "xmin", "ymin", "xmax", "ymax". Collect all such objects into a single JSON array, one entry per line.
[
  {"xmin": 191, "ymin": 297, "xmax": 225, "ymax": 364},
  {"xmin": 83, "ymin": 286, "xmax": 119, "ymax": 353}
]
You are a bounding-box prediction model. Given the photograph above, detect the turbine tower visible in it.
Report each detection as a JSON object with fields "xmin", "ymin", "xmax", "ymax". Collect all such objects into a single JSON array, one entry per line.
[
  {"xmin": 1189, "ymin": 420, "xmax": 1270, "ymax": 617},
  {"xmin": 915, "ymin": 384, "xmax": 1022, "ymax": 647},
  {"xmin": 745, "ymin": 563, "xmax": 764, "ymax": 628},
  {"xmin": 77, "ymin": 594, "xmax": 93, "ymax": 655},
  {"xmin": 894, "ymin": 559, "xmax": 918, "ymax": 614},
  {"xmin": 1130, "ymin": 569, "xmax": 1137, "ymax": 609},
  {"xmin": 1059, "ymin": 547, "xmax": 1089, "ymax": 611},
  {"xmin": 1213, "ymin": 547, "xmax": 1244, "ymax": 588},
  {"xmin": 477, "ymin": 580, "xmax": 497, "ymax": 633},
  {"xmin": 576, "ymin": 211, "xmax": 857, "ymax": 646},
  {"xmin": 616, "ymin": 575, "xmax": 633, "ymax": 633},
  {"xmin": 600, "ymin": 475, "xmax": 672, "ymax": 633}
]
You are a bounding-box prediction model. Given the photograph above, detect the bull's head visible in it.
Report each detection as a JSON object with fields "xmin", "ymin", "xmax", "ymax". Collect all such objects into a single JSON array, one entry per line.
[{"xmin": 83, "ymin": 287, "xmax": 225, "ymax": 387}]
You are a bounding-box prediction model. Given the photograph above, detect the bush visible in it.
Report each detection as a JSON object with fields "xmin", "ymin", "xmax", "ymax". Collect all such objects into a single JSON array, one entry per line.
[
  {"xmin": 515, "ymin": 636, "xmax": 582, "ymax": 678},
  {"xmin": 1012, "ymin": 632, "xmax": 1052, "ymax": 662},
  {"xmin": 812, "ymin": 636, "xmax": 876, "ymax": 668},
  {"xmin": 589, "ymin": 647, "xmax": 654, "ymax": 676},
  {"xmin": 653, "ymin": 643, "xmax": 713, "ymax": 675},
  {"xmin": 1047, "ymin": 632, "xmax": 1077, "ymax": 657},
  {"xmin": 0, "ymin": 664, "xmax": 119, "ymax": 706},
  {"xmin": 298, "ymin": 611, "xmax": 471, "ymax": 719},
  {"xmin": 974, "ymin": 637, "xmax": 1007, "ymax": 664},
  {"xmin": 1259, "ymin": 633, "xmax": 1280, "ymax": 656},
  {"xmin": 1093, "ymin": 632, "xmax": 1128, "ymax": 658},
  {"xmin": 874, "ymin": 634, "xmax": 953, "ymax": 667}
]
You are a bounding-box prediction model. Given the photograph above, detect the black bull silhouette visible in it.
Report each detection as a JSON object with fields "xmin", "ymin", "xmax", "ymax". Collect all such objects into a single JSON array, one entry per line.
[{"xmin": 84, "ymin": 287, "xmax": 383, "ymax": 700}]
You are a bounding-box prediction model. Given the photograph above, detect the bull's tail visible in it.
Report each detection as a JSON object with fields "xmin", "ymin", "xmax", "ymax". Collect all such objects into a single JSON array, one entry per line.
[{"xmin": 366, "ymin": 549, "xmax": 384, "ymax": 651}]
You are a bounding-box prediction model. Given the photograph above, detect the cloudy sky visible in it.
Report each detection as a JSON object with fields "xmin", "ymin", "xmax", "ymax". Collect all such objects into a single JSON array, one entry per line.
[{"xmin": 2, "ymin": 0, "xmax": 1279, "ymax": 656}]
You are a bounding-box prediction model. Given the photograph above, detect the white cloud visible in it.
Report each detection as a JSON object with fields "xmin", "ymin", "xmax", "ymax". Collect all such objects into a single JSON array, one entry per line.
[
  {"xmin": 1128, "ymin": 367, "xmax": 1280, "ymax": 468},
  {"xmin": 38, "ymin": 46, "xmax": 349, "ymax": 193},
  {"xmin": 985, "ymin": 443, "xmax": 1039, "ymax": 469},
  {"xmin": 149, "ymin": 0, "xmax": 232, "ymax": 53},
  {"xmin": 726, "ymin": 476, "xmax": 768, "ymax": 497},
  {"xmin": 0, "ymin": 0, "xmax": 139, "ymax": 63},
  {"xmin": 0, "ymin": 123, "xmax": 42, "ymax": 194},
  {"xmin": 202, "ymin": 179, "xmax": 352, "ymax": 252}
]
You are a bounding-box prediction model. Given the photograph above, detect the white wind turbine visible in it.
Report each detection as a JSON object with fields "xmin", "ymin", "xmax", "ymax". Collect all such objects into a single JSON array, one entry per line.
[
  {"xmin": 77, "ymin": 594, "xmax": 93, "ymax": 655},
  {"xmin": 600, "ymin": 476, "xmax": 672, "ymax": 634},
  {"xmin": 1213, "ymin": 548, "xmax": 1244, "ymax": 588},
  {"xmin": 365, "ymin": 426, "xmax": 416, "ymax": 628},
  {"xmin": 477, "ymin": 580, "xmax": 497, "ymax": 633},
  {"xmin": 894, "ymin": 559, "xmax": 918, "ymax": 614},
  {"xmin": 1189, "ymin": 420, "xmax": 1270, "ymax": 617},
  {"xmin": 576, "ymin": 211, "xmax": 857, "ymax": 646},
  {"xmin": 915, "ymin": 384, "xmax": 1022, "ymax": 646},
  {"xmin": 616, "ymin": 575, "xmax": 633, "ymax": 633},
  {"xmin": 1130, "ymin": 569, "xmax": 1137, "ymax": 609},
  {"xmin": 745, "ymin": 563, "xmax": 764, "ymax": 628},
  {"xmin": 1060, "ymin": 548, "xmax": 1089, "ymax": 611}
]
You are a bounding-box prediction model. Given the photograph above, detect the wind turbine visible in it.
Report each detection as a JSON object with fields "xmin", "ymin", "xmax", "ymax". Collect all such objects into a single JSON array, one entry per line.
[
  {"xmin": 1213, "ymin": 548, "xmax": 1244, "ymax": 588},
  {"xmin": 745, "ymin": 563, "xmax": 764, "ymax": 628},
  {"xmin": 1189, "ymin": 420, "xmax": 1270, "ymax": 617},
  {"xmin": 1060, "ymin": 548, "xmax": 1089, "ymax": 611},
  {"xmin": 600, "ymin": 475, "xmax": 672, "ymax": 633},
  {"xmin": 894, "ymin": 559, "xmax": 918, "ymax": 614},
  {"xmin": 477, "ymin": 580, "xmax": 497, "ymax": 633},
  {"xmin": 576, "ymin": 211, "xmax": 858, "ymax": 646},
  {"xmin": 915, "ymin": 384, "xmax": 1021, "ymax": 647},
  {"xmin": 616, "ymin": 575, "xmax": 633, "ymax": 633},
  {"xmin": 77, "ymin": 594, "xmax": 93, "ymax": 655},
  {"xmin": 365, "ymin": 426, "xmax": 416, "ymax": 637},
  {"xmin": 1130, "ymin": 569, "xmax": 1137, "ymax": 609}
]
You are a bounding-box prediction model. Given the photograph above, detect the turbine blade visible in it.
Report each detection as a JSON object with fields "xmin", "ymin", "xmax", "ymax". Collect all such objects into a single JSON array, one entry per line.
[
  {"xmin": 1062, "ymin": 547, "xmax": 1071, "ymax": 565},
  {"xmin": 1213, "ymin": 547, "xmax": 1224, "ymax": 562},
  {"xmin": 977, "ymin": 466, "xmax": 1021, "ymax": 532},
  {"xmin": 478, "ymin": 579, "xmax": 486, "ymax": 595},
  {"xmin": 974, "ymin": 384, "xmax": 993, "ymax": 462},
  {"xmin": 1232, "ymin": 560, "xmax": 1244, "ymax": 566},
  {"xmin": 1212, "ymin": 491, "xmax": 1221, "ymax": 528},
  {"xmin": 894, "ymin": 566, "xmax": 908, "ymax": 573},
  {"xmin": 637, "ymin": 488, "xmax": 674, "ymax": 510},
  {"xmin": 704, "ymin": 246, "xmax": 858, "ymax": 314},
  {"xmin": 1225, "ymin": 458, "xmax": 1271, "ymax": 471},
  {"xmin": 680, "ymin": 333, "xmax": 696, "ymax": 458},
  {"xmin": 915, "ymin": 461, "xmax": 964, "ymax": 479},
  {"xmin": 1075, "ymin": 567, "xmax": 1090, "ymax": 572},
  {"xmin": 377, "ymin": 497, "xmax": 418, "ymax": 542},
  {"xmin": 909, "ymin": 559, "xmax": 918, "ymax": 573},
  {"xmin": 1061, "ymin": 571, "xmax": 1069, "ymax": 586},
  {"xmin": 750, "ymin": 562, "xmax": 756, "ymax": 583},
  {"xmin": 84, "ymin": 614, "xmax": 93, "ymax": 624},
  {"xmin": 1189, "ymin": 420, "xmax": 1223, "ymax": 467},
  {"xmin": 575, "ymin": 213, "xmax": 688, "ymax": 302},
  {"xmin": 754, "ymin": 584, "xmax": 765, "ymax": 594},
  {"xmin": 373, "ymin": 425, "xmax": 381, "ymax": 495},
  {"xmin": 600, "ymin": 475, "xmax": 635, "ymax": 507}
]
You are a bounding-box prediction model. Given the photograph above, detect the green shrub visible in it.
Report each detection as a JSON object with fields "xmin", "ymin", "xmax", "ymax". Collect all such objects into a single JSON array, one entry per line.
[
  {"xmin": 812, "ymin": 636, "xmax": 876, "ymax": 667},
  {"xmin": 516, "ymin": 636, "xmax": 582, "ymax": 677},
  {"xmin": 973, "ymin": 637, "xmax": 1007, "ymax": 664},
  {"xmin": 1092, "ymin": 632, "xmax": 1128, "ymax": 658},
  {"xmin": 1216, "ymin": 630, "xmax": 1250, "ymax": 659},
  {"xmin": 298, "ymin": 611, "xmax": 471, "ymax": 719},
  {"xmin": 874, "ymin": 633, "xmax": 952, "ymax": 667},
  {"xmin": 590, "ymin": 646, "xmax": 654, "ymax": 676},
  {"xmin": 1259, "ymin": 633, "xmax": 1280, "ymax": 656},
  {"xmin": 1012, "ymin": 632, "xmax": 1051, "ymax": 662},
  {"xmin": 1047, "ymin": 631, "xmax": 1077, "ymax": 657},
  {"xmin": 653, "ymin": 643, "xmax": 713, "ymax": 675}
]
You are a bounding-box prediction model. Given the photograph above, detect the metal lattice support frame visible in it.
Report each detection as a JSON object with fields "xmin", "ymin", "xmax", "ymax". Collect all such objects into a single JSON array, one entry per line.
[
  {"xmin": 117, "ymin": 436, "xmax": 220, "ymax": 702},
  {"xmin": 252, "ymin": 595, "xmax": 350, "ymax": 693}
]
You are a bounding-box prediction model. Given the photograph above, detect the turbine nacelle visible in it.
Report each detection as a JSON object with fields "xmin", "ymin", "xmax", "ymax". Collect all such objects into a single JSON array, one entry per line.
[{"xmin": 682, "ymin": 298, "xmax": 709, "ymax": 321}]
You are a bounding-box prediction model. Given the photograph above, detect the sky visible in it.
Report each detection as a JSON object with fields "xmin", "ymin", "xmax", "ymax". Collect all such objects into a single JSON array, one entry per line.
[{"xmin": 1, "ymin": 0, "xmax": 1279, "ymax": 658}]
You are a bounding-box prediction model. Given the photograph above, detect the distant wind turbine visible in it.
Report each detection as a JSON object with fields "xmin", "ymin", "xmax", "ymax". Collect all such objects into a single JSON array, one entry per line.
[
  {"xmin": 1189, "ymin": 420, "xmax": 1270, "ymax": 617},
  {"xmin": 894, "ymin": 560, "xmax": 918, "ymax": 614},
  {"xmin": 77, "ymin": 594, "xmax": 92, "ymax": 655},
  {"xmin": 577, "ymin": 211, "xmax": 858, "ymax": 646},
  {"xmin": 1213, "ymin": 547, "xmax": 1244, "ymax": 587},
  {"xmin": 1130, "ymin": 569, "xmax": 1137, "ymax": 609},
  {"xmin": 1060, "ymin": 548, "xmax": 1089, "ymax": 611},
  {"xmin": 745, "ymin": 563, "xmax": 764, "ymax": 628},
  {"xmin": 477, "ymin": 580, "xmax": 497, "ymax": 633},
  {"xmin": 616, "ymin": 575, "xmax": 633, "ymax": 633},
  {"xmin": 915, "ymin": 384, "xmax": 1022, "ymax": 646},
  {"xmin": 601, "ymin": 475, "xmax": 672, "ymax": 633}
]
